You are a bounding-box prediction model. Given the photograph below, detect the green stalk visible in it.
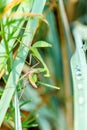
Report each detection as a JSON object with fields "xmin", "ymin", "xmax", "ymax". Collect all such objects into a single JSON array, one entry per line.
[{"xmin": 1, "ymin": 21, "xmax": 11, "ymax": 72}]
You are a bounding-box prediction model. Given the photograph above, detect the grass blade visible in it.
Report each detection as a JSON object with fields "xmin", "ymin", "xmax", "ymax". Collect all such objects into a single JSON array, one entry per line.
[
  {"xmin": 37, "ymin": 81, "xmax": 60, "ymax": 90},
  {"xmin": 14, "ymin": 91, "xmax": 22, "ymax": 130}
]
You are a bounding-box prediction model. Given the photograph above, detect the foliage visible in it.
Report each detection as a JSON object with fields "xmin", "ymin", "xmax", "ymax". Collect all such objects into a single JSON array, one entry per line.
[
  {"xmin": 0, "ymin": 0, "xmax": 51, "ymax": 129},
  {"xmin": 0, "ymin": 0, "xmax": 87, "ymax": 130}
]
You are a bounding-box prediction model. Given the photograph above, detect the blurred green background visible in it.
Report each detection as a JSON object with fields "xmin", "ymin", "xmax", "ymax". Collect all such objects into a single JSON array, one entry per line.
[{"xmin": 31, "ymin": 0, "xmax": 87, "ymax": 130}]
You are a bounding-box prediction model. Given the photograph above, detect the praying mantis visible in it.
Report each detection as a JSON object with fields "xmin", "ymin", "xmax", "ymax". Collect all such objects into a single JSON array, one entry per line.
[{"xmin": 19, "ymin": 40, "xmax": 52, "ymax": 89}]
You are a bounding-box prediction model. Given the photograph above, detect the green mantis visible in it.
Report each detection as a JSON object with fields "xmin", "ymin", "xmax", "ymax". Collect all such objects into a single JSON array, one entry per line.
[{"xmin": 19, "ymin": 41, "xmax": 52, "ymax": 89}]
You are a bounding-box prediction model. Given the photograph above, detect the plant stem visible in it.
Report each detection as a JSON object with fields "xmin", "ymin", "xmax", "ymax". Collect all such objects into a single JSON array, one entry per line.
[{"xmin": 1, "ymin": 21, "xmax": 11, "ymax": 72}]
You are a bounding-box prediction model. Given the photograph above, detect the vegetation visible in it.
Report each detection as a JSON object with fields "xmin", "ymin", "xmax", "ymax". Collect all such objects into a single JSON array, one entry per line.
[{"xmin": 0, "ymin": 0, "xmax": 87, "ymax": 130}]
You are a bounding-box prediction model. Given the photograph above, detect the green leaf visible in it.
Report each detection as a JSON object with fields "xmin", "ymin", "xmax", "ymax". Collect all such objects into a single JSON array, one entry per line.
[
  {"xmin": 32, "ymin": 41, "xmax": 52, "ymax": 48},
  {"xmin": 19, "ymin": 99, "xmax": 32, "ymax": 108},
  {"xmin": 0, "ymin": 0, "xmax": 7, "ymax": 14},
  {"xmin": 37, "ymin": 81, "xmax": 60, "ymax": 90},
  {"xmin": 23, "ymin": 123, "xmax": 38, "ymax": 128}
]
